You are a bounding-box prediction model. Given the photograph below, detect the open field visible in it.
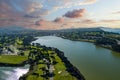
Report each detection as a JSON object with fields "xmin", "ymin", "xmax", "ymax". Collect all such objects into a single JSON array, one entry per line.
[
  {"xmin": 0, "ymin": 55, "xmax": 28, "ymax": 64},
  {"xmin": 25, "ymin": 49, "xmax": 77, "ymax": 80}
]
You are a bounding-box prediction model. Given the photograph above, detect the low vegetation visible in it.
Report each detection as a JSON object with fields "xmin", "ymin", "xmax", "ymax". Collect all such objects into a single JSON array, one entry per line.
[
  {"xmin": 57, "ymin": 31, "xmax": 120, "ymax": 53},
  {"xmin": 20, "ymin": 44, "xmax": 82, "ymax": 80},
  {"xmin": 0, "ymin": 55, "xmax": 27, "ymax": 64},
  {"xmin": 0, "ymin": 33, "xmax": 85, "ymax": 80},
  {"xmin": 1, "ymin": 29, "xmax": 120, "ymax": 80}
]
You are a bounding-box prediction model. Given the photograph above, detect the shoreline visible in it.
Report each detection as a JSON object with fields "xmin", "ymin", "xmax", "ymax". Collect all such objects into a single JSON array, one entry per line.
[
  {"xmin": 53, "ymin": 47, "xmax": 85, "ymax": 80},
  {"xmin": 2, "ymin": 34, "xmax": 88, "ymax": 80},
  {"xmin": 1, "ymin": 35, "xmax": 119, "ymax": 80},
  {"xmin": 19, "ymin": 44, "xmax": 85, "ymax": 80},
  {"xmin": 60, "ymin": 36, "xmax": 95, "ymax": 43},
  {"xmin": 60, "ymin": 36, "xmax": 120, "ymax": 53}
]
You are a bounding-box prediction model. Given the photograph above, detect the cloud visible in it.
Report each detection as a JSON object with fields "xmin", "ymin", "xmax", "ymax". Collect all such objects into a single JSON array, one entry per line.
[
  {"xmin": 0, "ymin": 0, "xmax": 43, "ymax": 28},
  {"xmin": 112, "ymin": 11, "xmax": 120, "ymax": 14},
  {"xmin": 34, "ymin": 20, "xmax": 62, "ymax": 30},
  {"xmin": 35, "ymin": 19, "xmax": 46, "ymax": 26},
  {"xmin": 23, "ymin": 14, "xmax": 39, "ymax": 18},
  {"xmin": 0, "ymin": 0, "xmax": 16, "ymax": 18},
  {"xmin": 80, "ymin": 0, "xmax": 97, "ymax": 5},
  {"xmin": 54, "ymin": 17, "xmax": 64, "ymax": 23},
  {"xmin": 54, "ymin": 0, "xmax": 97, "ymax": 9},
  {"xmin": 0, "ymin": 0, "xmax": 43, "ymax": 18},
  {"xmin": 64, "ymin": 9, "xmax": 86, "ymax": 18},
  {"xmin": 100, "ymin": 20, "xmax": 120, "ymax": 23},
  {"xmin": 0, "ymin": 0, "xmax": 12, "ymax": 12},
  {"xmin": 25, "ymin": 2, "xmax": 43, "ymax": 13},
  {"xmin": 81, "ymin": 19, "xmax": 96, "ymax": 23},
  {"xmin": 0, "ymin": 0, "xmax": 97, "ymax": 19},
  {"xmin": 0, "ymin": 0, "xmax": 98, "ymax": 29},
  {"xmin": 3, "ymin": 0, "xmax": 120, "ymax": 29}
]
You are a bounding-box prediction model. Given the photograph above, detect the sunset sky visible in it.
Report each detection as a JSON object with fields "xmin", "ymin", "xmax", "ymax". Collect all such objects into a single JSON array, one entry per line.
[{"xmin": 0, "ymin": 0, "xmax": 120, "ymax": 30}]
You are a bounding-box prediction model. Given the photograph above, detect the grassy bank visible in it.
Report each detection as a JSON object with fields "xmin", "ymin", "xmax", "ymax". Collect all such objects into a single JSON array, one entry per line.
[
  {"xmin": 0, "ymin": 35, "xmax": 85, "ymax": 80},
  {"xmin": 20, "ymin": 44, "xmax": 84, "ymax": 80},
  {"xmin": 0, "ymin": 55, "xmax": 28, "ymax": 64}
]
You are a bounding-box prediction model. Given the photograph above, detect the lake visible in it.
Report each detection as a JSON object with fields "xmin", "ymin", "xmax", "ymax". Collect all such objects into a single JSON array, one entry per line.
[{"xmin": 33, "ymin": 36, "xmax": 120, "ymax": 80}]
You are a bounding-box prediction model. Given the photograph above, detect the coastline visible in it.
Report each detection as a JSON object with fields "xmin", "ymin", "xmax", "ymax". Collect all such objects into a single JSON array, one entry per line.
[
  {"xmin": 53, "ymin": 47, "xmax": 85, "ymax": 80},
  {"xmin": 60, "ymin": 36, "xmax": 95, "ymax": 43},
  {"xmin": 60, "ymin": 36, "xmax": 120, "ymax": 53},
  {"xmin": 19, "ymin": 43, "xmax": 85, "ymax": 80},
  {"xmin": 1, "ymin": 35, "xmax": 119, "ymax": 80}
]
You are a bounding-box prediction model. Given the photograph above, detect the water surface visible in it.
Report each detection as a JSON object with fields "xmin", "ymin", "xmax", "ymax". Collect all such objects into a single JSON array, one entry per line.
[{"xmin": 33, "ymin": 36, "xmax": 120, "ymax": 80}]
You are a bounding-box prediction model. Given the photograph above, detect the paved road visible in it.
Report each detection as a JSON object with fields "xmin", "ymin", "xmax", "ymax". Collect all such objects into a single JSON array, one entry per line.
[{"xmin": 49, "ymin": 64, "xmax": 54, "ymax": 80}]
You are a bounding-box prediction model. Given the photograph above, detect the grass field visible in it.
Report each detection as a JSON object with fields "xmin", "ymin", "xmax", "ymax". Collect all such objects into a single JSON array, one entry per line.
[
  {"xmin": 0, "ymin": 55, "xmax": 28, "ymax": 64},
  {"xmin": 25, "ymin": 49, "xmax": 77, "ymax": 80},
  {"xmin": 0, "ymin": 42, "xmax": 79, "ymax": 80},
  {"xmin": 53, "ymin": 54, "xmax": 77, "ymax": 80},
  {"xmin": 24, "ymin": 50, "xmax": 30, "ymax": 56},
  {"xmin": 26, "ymin": 60, "xmax": 46, "ymax": 80}
]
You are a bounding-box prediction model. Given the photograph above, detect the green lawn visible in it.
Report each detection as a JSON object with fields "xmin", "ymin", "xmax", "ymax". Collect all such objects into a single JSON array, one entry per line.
[
  {"xmin": 0, "ymin": 55, "xmax": 28, "ymax": 64},
  {"xmin": 25, "ymin": 48, "xmax": 77, "ymax": 80},
  {"xmin": 24, "ymin": 50, "xmax": 30, "ymax": 56},
  {"xmin": 53, "ymin": 54, "xmax": 77, "ymax": 80},
  {"xmin": 26, "ymin": 60, "xmax": 46, "ymax": 80}
]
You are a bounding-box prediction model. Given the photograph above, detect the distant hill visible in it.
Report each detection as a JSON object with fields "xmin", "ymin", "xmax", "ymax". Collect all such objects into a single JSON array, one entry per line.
[
  {"xmin": 56, "ymin": 27, "xmax": 103, "ymax": 32},
  {"xmin": 101, "ymin": 27, "xmax": 120, "ymax": 34},
  {"xmin": 0, "ymin": 27, "xmax": 104, "ymax": 35},
  {"xmin": 0, "ymin": 26, "xmax": 35, "ymax": 35}
]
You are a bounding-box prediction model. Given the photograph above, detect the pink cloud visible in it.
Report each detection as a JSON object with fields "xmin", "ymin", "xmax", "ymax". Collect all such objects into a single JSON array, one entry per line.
[
  {"xmin": 64, "ymin": 9, "xmax": 86, "ymax": 18},
  {"xmin": 35, "ymin": 19, "xmax": 46, "ymax": 26},
  {"xmin": 100, "ymin": 20, "xmax": 120, "ymax": 22},
  {"xmin": 81, "ymin": 19, "xmax": 96, "ymax": 23},
  {"xmin": 54, "ymin": 0, "xmax": 97, "ymax": 9},
  {"xmin": 112, "ymin": 11, "xmax": 120, "ymax": 14},
  {"xmin": 54, "ymin": 17, "xmax": 64, "ymax": 23}
]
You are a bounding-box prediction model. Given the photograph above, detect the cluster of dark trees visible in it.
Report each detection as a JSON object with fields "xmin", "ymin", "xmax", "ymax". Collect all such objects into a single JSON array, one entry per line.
[
  {"xmin": 0, "ymin": 34, "xmax": 35, "ymax": 46},
  {"xmin": 56, "ymin": 31, "xmax": 106, "ymax": 42},
  {"xmin": 20, "ymin": 42, "xmax": 86, "ymax": 80},
  {"xmin": 112, "ymin": 44, "xmax": 120, "ymax": 52},
  {"xmin": 20, "ymin": 43, "xmax": 53, "ymax": 80},
  {"xmin": 57, "ymin": 30, "xmax": 120, "ymax": 53},
  {"xmin": 0, "ymin": 35, "xmax": 17, "ymax": 46},
  {"xmin": 95, "ymin": 37, "xmax": 117, "ymax": 45},
  {"xmin": 95, "ymin": 37, "xmax": 120, "ymax": 52}
]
